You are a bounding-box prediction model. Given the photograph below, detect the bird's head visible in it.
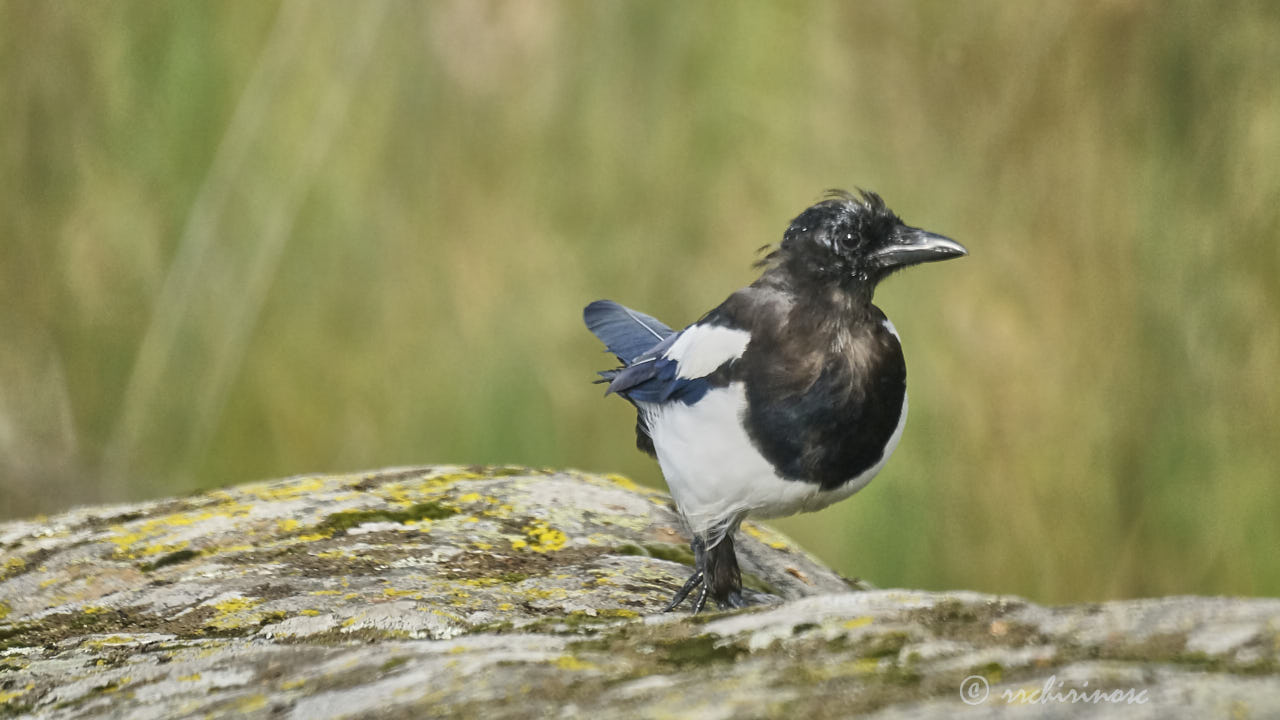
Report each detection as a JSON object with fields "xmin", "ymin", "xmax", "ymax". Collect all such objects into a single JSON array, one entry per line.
[{"xmin": 761, "ymin": 189, "xmax": 966, "ymax": 299}]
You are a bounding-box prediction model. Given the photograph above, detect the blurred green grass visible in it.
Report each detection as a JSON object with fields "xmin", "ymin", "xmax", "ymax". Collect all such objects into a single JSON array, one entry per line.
[{"xmin": 3, "ymin": 0, "xmax": 1278, "ymax": 603}]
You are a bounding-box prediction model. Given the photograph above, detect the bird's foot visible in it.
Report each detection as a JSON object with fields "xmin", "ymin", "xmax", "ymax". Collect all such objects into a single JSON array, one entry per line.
[
  {"xmin": 662, "ymin": 534, "xmax": 751, "ymax": 614},
  {"xmin": 662, "ymin": 569, "xmax": 706, "ymax": 613}
]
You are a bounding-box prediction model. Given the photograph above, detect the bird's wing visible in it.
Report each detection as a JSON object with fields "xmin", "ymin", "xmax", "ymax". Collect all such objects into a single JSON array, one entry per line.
[
  {"xmin": 583, "ymin": 300, "xmax": 674, "ymax": 364},
  {"xmin": 606, "ymin": 321, "xmax": 752, "ymax": 405}
]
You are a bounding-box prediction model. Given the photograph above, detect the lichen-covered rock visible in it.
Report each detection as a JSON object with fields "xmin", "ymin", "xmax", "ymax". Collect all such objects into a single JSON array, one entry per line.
[{"xmin": 1, "ymin": 466, "xmax": 1278, "ymax": 719}]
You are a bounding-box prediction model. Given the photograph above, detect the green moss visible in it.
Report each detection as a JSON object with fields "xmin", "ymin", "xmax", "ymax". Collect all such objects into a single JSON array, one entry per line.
[
  {"xmin": 316, "ymin": 502, "xmax": 459, "ymax": 535},
  {"xmin": 0, "ymin": 622, "xmax": 31, "ymax": 652},
  {"xmin": 465, "ymin": 620, "xmax": 516, "ymax": 635},
  {"xmin": 483, "ymin": 466, "xmax": 536, "ymax": 477},
  {"xmin": 645, "ymin": 544, "xmax": 695, "ymax": 566},
  {"xmin": 740, "ymin": 571, "xmax": 778, "ymax": 597},
  {"xmin": 654, "ymin": 634, "xmax": 746, "ymax": 668},
  {"xmin": 863, "ymin": 631, "xmax": 910, "ymax": 659},
  {"xmin": 927, "ymin": 598, "xmax": 980, "ymax": 624},
  {"xmin": 968, "ymin": 661, "xmax": 1004, "ymax": 684},
  {"xmin": 611, "ymin": 543, "xmax": 695, "ymax": 567},
  {"xmin": 380, "ymin": 656, "xmax": 410, "ymax": 673}
]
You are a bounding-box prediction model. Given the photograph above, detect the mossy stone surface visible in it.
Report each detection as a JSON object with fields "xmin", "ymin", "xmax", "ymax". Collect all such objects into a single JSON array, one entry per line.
[{"xmin": 2, "ymin": 466, "xmax": 1279, "ymax": 718}]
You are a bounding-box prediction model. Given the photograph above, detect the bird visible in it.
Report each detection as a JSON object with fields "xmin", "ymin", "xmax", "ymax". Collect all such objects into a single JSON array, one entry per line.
[{"xmin": 583, "ymin": 189, "xmax": 966, "ymax": 613}]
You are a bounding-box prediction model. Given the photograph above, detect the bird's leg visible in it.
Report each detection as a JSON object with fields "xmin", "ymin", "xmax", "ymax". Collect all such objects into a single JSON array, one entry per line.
[
  {"xmin": 703, "ymin": 532, "xmax": 746, "ymax": 610},
  {"xmin": 663, "ymin": 534, "xmax": 748, "ymax": 613},
  {"xmin": 663, "ymin": 537, "xmax": 707, "ymax": 612}
]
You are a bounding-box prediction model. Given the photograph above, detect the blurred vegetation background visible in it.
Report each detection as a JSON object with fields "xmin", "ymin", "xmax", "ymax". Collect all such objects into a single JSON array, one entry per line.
[{"xmin": 3, "ymin": 0, "xmax": 1278, "ymax": 604}]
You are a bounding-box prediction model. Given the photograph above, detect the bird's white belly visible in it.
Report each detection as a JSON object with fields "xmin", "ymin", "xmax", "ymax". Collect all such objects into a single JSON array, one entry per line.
[{"xmin": 640, "ymin": 381, "xmax": 907, "ymax": 542}]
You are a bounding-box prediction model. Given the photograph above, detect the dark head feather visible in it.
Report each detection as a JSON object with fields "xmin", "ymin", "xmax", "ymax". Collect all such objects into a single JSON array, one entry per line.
[{"xmin": 756, "ymin": 188, "xmax": 899, "ymax": 284}]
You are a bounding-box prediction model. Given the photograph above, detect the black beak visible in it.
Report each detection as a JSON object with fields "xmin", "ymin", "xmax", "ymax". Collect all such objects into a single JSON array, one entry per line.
[{"xmin": 871, "ymin": 226, "xmax": 967, "ymax": 269}]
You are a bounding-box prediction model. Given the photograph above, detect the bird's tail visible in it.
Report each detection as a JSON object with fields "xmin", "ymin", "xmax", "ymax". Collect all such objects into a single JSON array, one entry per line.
[{"xmin": 583, "ymin": 300, "xmax": 674, "ymax": 366}]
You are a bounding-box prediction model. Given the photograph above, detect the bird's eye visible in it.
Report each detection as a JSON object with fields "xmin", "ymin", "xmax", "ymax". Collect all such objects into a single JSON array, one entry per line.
[{"xmin": 837, "ymin": 230, "xmax": 860, "ymax": 251}]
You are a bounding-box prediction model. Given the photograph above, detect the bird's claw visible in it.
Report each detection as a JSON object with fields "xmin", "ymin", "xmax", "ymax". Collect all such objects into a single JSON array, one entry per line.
[
  {"xmin": 662, "ymin": 569, "xmax": 705, "ymax": 613},
  {"xmin": 662, "ymin": 569, "xmax": 754, "ymax": 613}
]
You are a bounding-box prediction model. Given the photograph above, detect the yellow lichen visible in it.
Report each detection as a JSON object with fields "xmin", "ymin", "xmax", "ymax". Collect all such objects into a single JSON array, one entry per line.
[
  {"xmin": 136, "ymin": 539, "xmax": 190, "ymax": 558},
  {"xmin": 237, "ymin": 694, "xmax": 269, "ymax": 712},
  {"xmin": 480, "ymin": 503, "xmax": 516, "ymax": 518},
  {"xmin": 843, "ymin": 616, "xmax": 873, "ymax": 630},
  {"xmin": 178, "ymin": 673, "xmax": 202, "ymax": 682},
  {"xmin": 212, "ymin": 597, "xmax": 259, "ymax": 613},
  {"xmin": 207, "ymin": 596, "xmax": 265, "ymax": 629},
  {"xmin": 602, "ymin": 608, "xmax": 639, "ymax": 618},
  {"xmin": 382, "ymin": 483, "xmax": 417, "ymax": 508},
  {"xmin": 454, "ymin": 577, "xmax": 501, "ymax": 588},
  {"xmin": 105, "ymin": 502, "xmax": 253, "ymax": 560},
  {"xmin": 742, "ymin": 523, "xmax": 789, "ymax": 550},
  {"xmin": 853, "ymin": 658, "xmax": 881, "ymax": 673},
  {"xmin": 529, "ymin": 520, "xmax": 570, "ymax": 548},
  {"xmin": 604, "ymin": 473, "xmax": 642, "ymax": 492},
  {"xmin": 2, "ymin": 556, "xmax": 25, "ymax": 577},
  {"xmin": 521, "ymin": 586, "xmax": 568, "ymax": 601},
  {"xmin": 519, "ymin": 522, "xmax": 568, "ymax": 553},
  {"xmin": 553, "ymin": 656, "xmax": 597, "ymax": 671},
  {"xmin": 314, "ymin": 550, "xmax": 351, "ymax": 559}
]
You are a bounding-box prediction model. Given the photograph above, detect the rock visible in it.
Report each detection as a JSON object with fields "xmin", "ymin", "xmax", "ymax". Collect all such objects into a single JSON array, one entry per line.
[{"xmin": 1, "ymin": 466, "xmax": 1277, "ymax": 718}]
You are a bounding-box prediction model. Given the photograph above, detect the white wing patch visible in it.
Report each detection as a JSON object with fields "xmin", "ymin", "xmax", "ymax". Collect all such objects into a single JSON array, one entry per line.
[
  {"xmin": 882, "ymin": 316, "xmax": 901, "ymax": 340},
  {"xmin": 663, "ymin": 325, "xmax": 751, "ymax": 380}
]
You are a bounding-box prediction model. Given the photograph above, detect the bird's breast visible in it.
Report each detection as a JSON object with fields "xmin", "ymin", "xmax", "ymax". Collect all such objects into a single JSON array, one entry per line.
[{"xmin": 740, "ymin": 317, "xmax": 907, "ymax": 490}]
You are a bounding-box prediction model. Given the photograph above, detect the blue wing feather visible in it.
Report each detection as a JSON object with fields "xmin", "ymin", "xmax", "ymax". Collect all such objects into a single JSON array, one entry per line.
[
  {"xmin": 585, "ymin": 300, "xmax": 734, "ymax": 407},
  {"xmin": 603, "ymin": 333, "xmax": 712, "ymax": 405},
  {"xmin": 583, "ymin": 300, "xmax": 674, "ymax": 363}
]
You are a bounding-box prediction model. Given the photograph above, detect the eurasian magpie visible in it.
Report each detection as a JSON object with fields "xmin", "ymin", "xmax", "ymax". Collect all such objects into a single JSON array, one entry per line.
[{"xmin": 584, "ymin": 189, "xmax": 966, "ymax": 613}]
